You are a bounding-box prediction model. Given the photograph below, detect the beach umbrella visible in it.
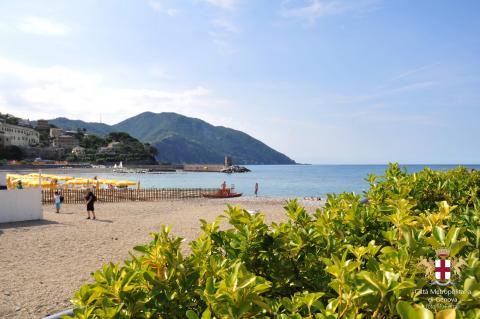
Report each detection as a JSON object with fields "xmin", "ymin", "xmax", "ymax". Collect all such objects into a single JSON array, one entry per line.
[
  {"xmin": 41, "ymin": 174, "xmax": 56, "ymax": 179},
  {"xmin": 24, "ymin": 179, "xmax": 52, "ymax": 188},
  {"xmin": 65, "ymin": 178, "xmax": 90, "ymax": 185},
  {"xmin": 46, "ymin": 175, "xmax": 73, "ymax": 181},
  {"xmin": 6, "ymin": 174, "xmax": 24, "ymax": 188},
  {"xmin": 100, "ymin": 179, "xmax": 118, "ymax": 184},
  {"xmin": 6, "ymin": 173, "xmax": 24, "ymax": 179},
  {"xmin": 114, "ymin": 180, "xmax": 137, "ymax": 187},
  {"xmin": 55, "ymin": 175, "xmax": 73, "ymax": 181}
]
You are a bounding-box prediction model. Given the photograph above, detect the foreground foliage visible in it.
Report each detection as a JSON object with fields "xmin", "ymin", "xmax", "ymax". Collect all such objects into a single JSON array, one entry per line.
[{"xmin": 70, "ymin": 164, "xmax": 480, "ymax": 318}]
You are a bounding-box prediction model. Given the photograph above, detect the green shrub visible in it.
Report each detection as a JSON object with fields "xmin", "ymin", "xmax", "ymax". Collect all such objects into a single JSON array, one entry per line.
[{"xmin": 69, "ymin": 164, "xmax": 480, "ymax": 318}]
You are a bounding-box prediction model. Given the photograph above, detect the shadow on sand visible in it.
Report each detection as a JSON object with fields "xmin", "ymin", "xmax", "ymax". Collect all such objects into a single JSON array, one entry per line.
[
  {"xmin": 92, "ymin": 219, "xmax": 113, "ymax": 223},
  {"xmin": 0, "ymin": 219, "xmax": 61, "ymax": 231}
]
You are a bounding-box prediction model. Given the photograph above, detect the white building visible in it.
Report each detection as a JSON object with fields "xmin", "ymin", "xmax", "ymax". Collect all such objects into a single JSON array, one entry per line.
[
  {"xmin": 72, "ymin": 146, "xmax": 86, "ymax": 156},
  {"xmin": 0, "ymin": 119, "xmax": 40, "ymax": 147}
]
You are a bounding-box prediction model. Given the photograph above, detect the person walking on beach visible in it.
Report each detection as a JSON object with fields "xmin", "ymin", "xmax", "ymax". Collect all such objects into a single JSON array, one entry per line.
[
  {"xmin": 254, "ymin": 182, "xmax": 259, "ymax": 197},
  {"xmin": 54, "ymin": 190, "xmax": 62, "ymax": 214},
  {"xmin": 221, "ymin": 181, "xmax": 227, "ymax": 195},
  {"xmin": 85, "ymin": 188, "xmax": 97, "ymax": 220}
]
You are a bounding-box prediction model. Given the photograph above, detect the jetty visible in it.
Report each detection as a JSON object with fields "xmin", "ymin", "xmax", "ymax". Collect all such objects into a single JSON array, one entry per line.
[{"xmin": 121, "ymin": 160, "xmax": 249, "ymax": 174}]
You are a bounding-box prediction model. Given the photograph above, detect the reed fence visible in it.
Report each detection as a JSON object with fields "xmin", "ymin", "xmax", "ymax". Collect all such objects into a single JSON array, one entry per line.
[{"xmin": 42, "ymin": 188, "xmax": 218, "ymax": 204}]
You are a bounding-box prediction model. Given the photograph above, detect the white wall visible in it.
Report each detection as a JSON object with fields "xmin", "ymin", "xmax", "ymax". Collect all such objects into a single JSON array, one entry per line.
[
  {"xmin": 0, "ymin": 171, "xmax": 6, "ymax": 185},
  {"xmin": 0, "ymin": 188, "xmax": 43, "ymax": 223}
]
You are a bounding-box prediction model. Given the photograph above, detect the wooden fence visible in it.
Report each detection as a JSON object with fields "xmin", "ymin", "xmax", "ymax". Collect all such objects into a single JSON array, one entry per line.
[{"xmin": 42, "ymin": 188, "xmax": 218, "ymax": 204}]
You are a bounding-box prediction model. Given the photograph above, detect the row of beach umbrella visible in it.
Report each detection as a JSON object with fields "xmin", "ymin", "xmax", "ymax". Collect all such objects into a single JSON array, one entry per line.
[{"xmin": 6, "ymin": 173, "xmax": 138, "ymax": 190}]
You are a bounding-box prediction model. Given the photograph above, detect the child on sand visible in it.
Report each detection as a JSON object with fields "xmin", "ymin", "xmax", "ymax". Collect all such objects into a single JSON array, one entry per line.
[{"xmin": 54, "ymin": 191, "xmax": 62, "ymax": 213}]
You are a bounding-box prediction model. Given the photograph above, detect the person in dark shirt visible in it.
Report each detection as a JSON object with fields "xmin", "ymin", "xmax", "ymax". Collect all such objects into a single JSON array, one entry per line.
[{"xmin": 85, "ymin": 188, "xmax": 96, "ymax": 220}]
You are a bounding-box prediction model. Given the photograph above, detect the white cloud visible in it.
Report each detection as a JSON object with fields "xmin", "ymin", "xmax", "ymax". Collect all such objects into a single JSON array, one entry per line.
[
  {"xmin": 197, "ymin": 0, "xmax": 236, "ymax": 10},
  {"xmin": 166, "ymin": 9, "xmax": 180, "ymax": 16},
  {"xmin": 329, "ymin": 108, "xmax": 442, "ymax": 127},
  {"xmin": 281, "ymin": 0, "xmax": 380, "ymax": 24},
  {"xmin": 210, "ymin": 35, "xmax": 237, "ymax": 55},
  {"xmin": 210, "ymin": 18, "xmax": 240, "ymax": 33},
  {"xmin": 209, "ymin": 18, "xmax": 240, "ymax": 54},
  {"xmin": 147, "ymin": 1, "xmax": 179, "ymax": 16},
  {"xmin": 388, "ymin": 63, "xmax": 440, "ymax": 83},
  {"xmin": 17, "ymin": 16, "xmax": 70, "ymax": 36},
  {"xmin": 0, "ymin": 57, "xmax": 229, "ymax": 124},
  {"xmin": 148, "ymin": 0, "xmax": 163, "ymax": 11},
  {"xmin": 149, "ymin": 64, "xmax": 170, "ymax": 79},
  {"xmin": 331, "ymin": 81, "xmax": 437, "ymax": 104}
]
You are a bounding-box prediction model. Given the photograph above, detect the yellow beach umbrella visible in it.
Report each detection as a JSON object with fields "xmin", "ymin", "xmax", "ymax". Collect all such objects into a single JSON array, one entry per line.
[
  {"xmin": 6, "ymin": 174, "xmax": 24, "ymax": 188},
  {"xmin": 6, "ymin": 174, "xmax": 24, "ymax": 179},
  {"xmin": 114, "ymin": 180, "xmax": 137, "ymax": 187},
  {"xmin": 24, "ymin": 179, "xmax": 52, "ymax": 188},
  {"xmin": 99, "ymin": 179, "xmax": 117, "ymax": 185},
  {"xmin": 65, "ymin": 178, "xmax": 89, "ymax": 186},
  {"xmin": 55, "ymin": 175, "xmax": 73, "ymax": 181},
  {"xmin": 11, "ymin": 178, "xmax": 23, "ymax": 185},
  {"xmin": 41, "ymin": 174, "xmax": 56, "ymax": 179}
]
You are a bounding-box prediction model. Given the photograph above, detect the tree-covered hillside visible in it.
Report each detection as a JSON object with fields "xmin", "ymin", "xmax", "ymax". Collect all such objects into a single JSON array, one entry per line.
[{"xmin": 71, "ymin": 131, "xmax": 157, "ymax": 164}]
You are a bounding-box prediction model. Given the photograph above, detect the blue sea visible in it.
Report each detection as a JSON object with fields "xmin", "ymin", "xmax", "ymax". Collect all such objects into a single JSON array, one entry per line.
[{"xmin": 70, "ymin": 164, "xmax": 480, "ymax": 198}]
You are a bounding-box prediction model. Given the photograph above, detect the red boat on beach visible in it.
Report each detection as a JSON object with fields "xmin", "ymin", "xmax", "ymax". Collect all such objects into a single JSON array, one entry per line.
[
  {"xmin": 202, "ymin": 191, "xmax": 243, "ymax": 198},
  {"xmin": 203, "ymin": 182, "xmax": 243, "ymax": 198}
]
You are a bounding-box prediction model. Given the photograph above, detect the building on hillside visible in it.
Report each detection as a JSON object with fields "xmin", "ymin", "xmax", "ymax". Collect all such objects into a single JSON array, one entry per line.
[
  {"xmin": 0, "ymin": 133, "xmax": 8, "ymax": 147},
  {"xmin": 98, "ymin": 141, "xmax": 122, "ymax": 154},
  {"xmin": 22, "ymin": 146, "xmax": 65, "ymax": 160},
  {"xmin": 54, "ymin": 135, "xmax": 79, "ymax": 149},
  {"xmin": 17, "ymin": 119, "xmax": 32, "ymax": 127},
  {"xmin": 98, "ymin": 146, "xmax": 114, "ymax": 154},
  {"xmin": 36, "ymin": 119, "xmax": 49, "ymax": 130},
  {"xmin": 50, "ymin": 128, "xmax": 64, "ymax": 139},
  {"xmin": 50, "ymin": 128, "xmax": 80, "ymax": 149},
  {"xmin": 63, "ymin": 130, "xmax": 79, "ymax": 137},
  {"xmin": 0, "ymin": 119, "xmax": 40, "ymax": 147},
  {"xmin": 107, "ymin": 141, "xmax": 122, "ymax": 149},
  {"xmin": 72, "ymin": 146, "xmax": 86, "ymax": 156}
]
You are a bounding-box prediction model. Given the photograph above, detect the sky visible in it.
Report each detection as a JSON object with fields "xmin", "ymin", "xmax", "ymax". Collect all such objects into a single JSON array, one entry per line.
[{"xmin": 0, "ymin": 0, "xmax": 479, "ymax": 164}]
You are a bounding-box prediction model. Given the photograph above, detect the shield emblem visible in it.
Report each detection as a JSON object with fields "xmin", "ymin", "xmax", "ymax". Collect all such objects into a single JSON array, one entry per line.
[{"xmin": 435, "ymin": 259, "xmax": 451, "ymax": 281}]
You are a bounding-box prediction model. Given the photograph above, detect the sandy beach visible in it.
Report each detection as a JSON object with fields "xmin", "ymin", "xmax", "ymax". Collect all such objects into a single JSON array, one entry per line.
[{"xmin": 0, "ymin": 197, "xmax": 323, "ymax": 319}]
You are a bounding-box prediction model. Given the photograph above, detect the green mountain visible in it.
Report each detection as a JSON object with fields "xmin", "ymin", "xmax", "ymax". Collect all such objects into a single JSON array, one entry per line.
[{"xmin": 48, "ymin": 112, "xmax": 295, "ymax": 165}]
